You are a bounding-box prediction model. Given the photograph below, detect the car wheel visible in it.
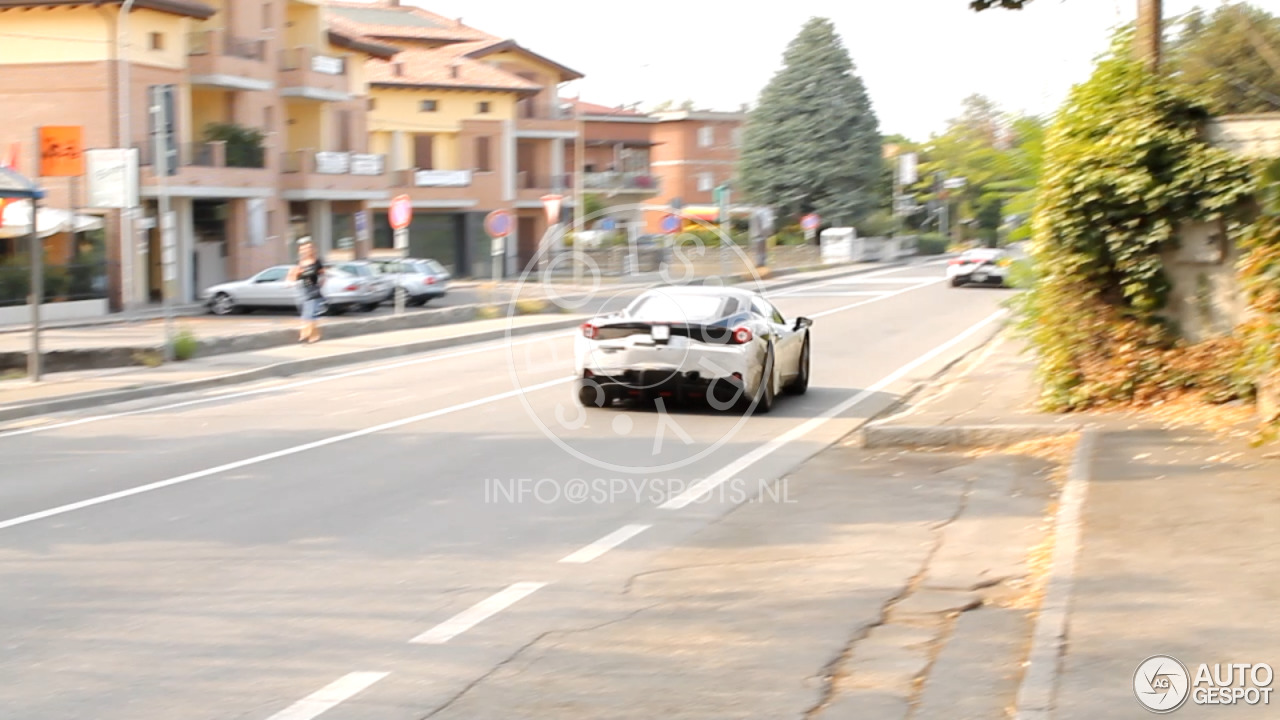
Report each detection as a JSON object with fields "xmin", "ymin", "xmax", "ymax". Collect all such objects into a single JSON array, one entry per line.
[
  {"xmin": 210, "ymin": 292, "xmax": 236, "ymax": 315},
  {"xmin": 748, "ymin": 344, "xmax": 776, "ymax": 414},
  {"xmin": 576, "ymin": 378, "xmax": 609, "ymax": 408},
  {"xmin": 327, "ymin": 304, "xmax": 349, "ymax": 316},
  {"xmin": 950, "ymin": 276, "xmax": 965, "ymax": 287},
  {"xmin": 785, "ymin": 334, "xmax": 810, "ymax": 395},
  {"xmin": 360, "ymin": 303, "xmax": 379, "ymax": 312}
]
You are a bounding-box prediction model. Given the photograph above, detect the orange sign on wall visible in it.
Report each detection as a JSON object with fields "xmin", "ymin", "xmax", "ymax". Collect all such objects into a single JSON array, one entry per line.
[{"xmin": 39, "ymin": 126, "xmax": 84, "ymax": 177}]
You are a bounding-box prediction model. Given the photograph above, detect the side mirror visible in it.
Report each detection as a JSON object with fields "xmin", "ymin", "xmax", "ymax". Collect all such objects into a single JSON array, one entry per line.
[{"xmin": 794, "ymin": 317, "xmax": 813, "ymax": 331}]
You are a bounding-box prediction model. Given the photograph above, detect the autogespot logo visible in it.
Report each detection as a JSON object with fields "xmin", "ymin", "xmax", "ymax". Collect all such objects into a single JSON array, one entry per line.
[
  {"xmin": 1135, "ymin": 655, "xmax": 1191, "ymax": 713},
  {"xmin": 503, "ymin": 201, "xmax": 772, "ymax": 474}
]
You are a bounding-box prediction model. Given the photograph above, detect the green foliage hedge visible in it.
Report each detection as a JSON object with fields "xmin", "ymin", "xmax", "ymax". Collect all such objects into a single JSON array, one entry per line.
[{"xmin": 1012, "ymin": 30, "xmax": 1257, "ymax": 412}]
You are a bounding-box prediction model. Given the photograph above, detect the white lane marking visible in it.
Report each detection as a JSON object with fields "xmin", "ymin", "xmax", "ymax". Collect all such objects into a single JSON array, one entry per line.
[
  {"xmin": 0, "ymin": 331, "xmax": 576, "ymax": 440},
  {"xmin": 0, "ymin": 376, "xmax": 574, "ymax": 532},
  {"xmin": 779, "ymin": 291, "xmax": 891, "ymax": 298},
  {"xmin": 768, "ymin": 260, "xmax": 948, "ymax": 297},
  {"xmin": 808, "ymin": 279, "xmax": 942, "ymax": 319},
  {"xmin": 559, "ymin": 524, "xmax": 652, "ymax": 564},
  {"xmin": 829, "ymin": 276, "xmax": 943, "ymax": 284},
  {"xmin": 410, "ymin": 582, "xmax": 547, "ymax": 644},
  {"xmin": 660, "ymin": 308, "xmax": 1008, "ymax": 510},
  {"xmin": 264, "ymin": 672, "xmax": 389, "ymax": 720}
]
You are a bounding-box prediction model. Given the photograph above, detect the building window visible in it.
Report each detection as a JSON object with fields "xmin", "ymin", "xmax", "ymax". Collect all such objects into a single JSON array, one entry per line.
[
  {"xmin": 477, "ymin": 101, "xmax": 491, "ymax": 114},
  {"xmin": 731, "ymin": 127, "xmax": 743, "ymax": 147},
  {"xmin": 475, "ymin": 136, "xmax": 491, "ymax": 172},
  {"xmin": 262, "ymin": 2, "xmax": 271, "ymax": 28},
  {"xmin": 263, "ymin": 106, "xmax": 273, "ymax": 131},
  {"xmin": 414, "ymin": 134, "xmax": 434, "ymax": 170},
  {"xmin": 698, "ymin": 126, "xmax": 714, "ymax": 147},
  {"xmin": 149, "ymin": 32, "xmax": 164, "ymax": 51},
  {"xmin": 420, "ymin": 99, "xmax": 438, "ymax": 112},
  {"xmin": 368, "ymin": 97, "xmax": 376, "ymax": 111},
  {"xmin": 697, "ymin": 172, "xmax": 713, "ymax": 192}
]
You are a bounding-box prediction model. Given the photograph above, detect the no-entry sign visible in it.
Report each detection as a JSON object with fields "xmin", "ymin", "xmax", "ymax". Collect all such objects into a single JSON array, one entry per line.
[{"xmin": 389, "ymin": 194, "xmax": 413, "ymax": 230}]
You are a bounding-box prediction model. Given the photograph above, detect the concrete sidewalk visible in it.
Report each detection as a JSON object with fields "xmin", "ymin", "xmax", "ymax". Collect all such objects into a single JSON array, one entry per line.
[
  {"xmin": 1054, "ymin": 418, "xmax": 1280, "ymax": 719},
  {"xmin": 0, "ymin": 313, "xmax": 582, "ymax": 423},
  {"xmin": 859, "ymin": 328, "xmax": 1086, "ymax": 449},
  {"xmin": 854, "ymin": 320, "xmax": 1280, "ymax": 717}
]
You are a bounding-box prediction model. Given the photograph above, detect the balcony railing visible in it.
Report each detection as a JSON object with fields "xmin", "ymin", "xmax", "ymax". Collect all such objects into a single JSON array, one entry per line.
[
  {"xmin": 282, "ymin": 150, "xmax": 385, "ymax": 176},
  {"xmin": 410, "ymin": 169, "xmax": 472, "ymax": 188},
  {"xmin": 517, "ymin": 100, "xmax": 574, "ymax": 121},
  {"xmin": 517, "ymin": 171, "xmax": 572, "ymax": 190},
  {"xmin": 280, "ymin": 47, "xmax": 346, "ymax": 75},
  {"xmin": 580, "ymin": 171, "xmax": 659, "ymax": 191},
  {"xmin": 188, "ymin": 28, "xmax": 265, "ymax": 61},
  {"xmin": 133, "ymin": 141, "xmax": 266, "ymax": 170}
]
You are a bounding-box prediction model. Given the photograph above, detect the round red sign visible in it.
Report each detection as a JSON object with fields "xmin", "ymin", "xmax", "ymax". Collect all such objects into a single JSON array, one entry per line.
[{"xmin": 389, "ymin": 195, "xmax": 413, "ymax": 230}]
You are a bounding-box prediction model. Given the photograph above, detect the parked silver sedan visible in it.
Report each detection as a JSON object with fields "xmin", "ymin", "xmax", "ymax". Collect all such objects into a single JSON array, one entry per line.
[
  {"xmin": 371, "ymin": 257, "xmax": 450, "ymax": 306},
  {"xmin": 200, "ymin": 264, "xmax": 381, "ymax": 316},
  {"xmin": 332, "ymin": 260, "xmax": 395, "ymax": 310}
]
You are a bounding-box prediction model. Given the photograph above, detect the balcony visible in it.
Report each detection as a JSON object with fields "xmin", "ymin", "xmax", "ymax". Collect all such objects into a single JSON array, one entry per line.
[
  {"xmin": 187, "ymin": 28, "xmax": 273, "ymax": 91},
  {"xmin": 388, "ymin": 168, "xmax": 500, "ymax": 209},
  {"xmin": 515, "ymin": 100, "xmax": 577, "ymax": 138},
  {"xmin": 134, "ymin": 140, "xmax": 271, "ymax": 191},
  {"xmin": 580, "ymin": 171, "xmax": 660, "ymax": 194},
  {"xmin": 279, "ymin": 47, "xmax": 351, "ymax": 102},
  {"xmin": 281, "ymin": 150, "xmax": 390, "ymax": 201}
]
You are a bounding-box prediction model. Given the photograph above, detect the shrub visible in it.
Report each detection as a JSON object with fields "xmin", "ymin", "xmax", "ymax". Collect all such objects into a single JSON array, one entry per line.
[
  {"xmin": 916, "ymin": 233, "xmax": 948, "ymax": 255},
  {"xmin": 1013, "ymin": 29, "xmax": 1256, "ymax": 411},
  {"xmin": 172, "ymin": 328, "xmax": 199, "ymax": 361}
]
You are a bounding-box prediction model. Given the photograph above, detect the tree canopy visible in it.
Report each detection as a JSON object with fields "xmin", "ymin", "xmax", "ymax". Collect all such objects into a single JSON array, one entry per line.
[
  {"xmin": 737, "ymin": 17, "xmax": 883, "ymax": 226},
  {"xmin": 1167, "ymin": 2, "xmax": 1280, "ymax": 115}
]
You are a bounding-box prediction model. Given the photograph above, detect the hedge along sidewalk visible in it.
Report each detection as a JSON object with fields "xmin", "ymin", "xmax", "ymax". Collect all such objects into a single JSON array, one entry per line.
[
  {"xmin": 0, "ymin": 258, "xmax": 914, "ymax": 375},
  {"xmin": 0, "ymin": 313, "xmax": 585, "ymax": 424}
]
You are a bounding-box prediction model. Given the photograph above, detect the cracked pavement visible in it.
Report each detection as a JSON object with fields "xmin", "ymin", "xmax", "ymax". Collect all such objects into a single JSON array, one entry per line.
[{"xmin": 411, "ymin": 443, "xmax": 1060, "ymax": 720}]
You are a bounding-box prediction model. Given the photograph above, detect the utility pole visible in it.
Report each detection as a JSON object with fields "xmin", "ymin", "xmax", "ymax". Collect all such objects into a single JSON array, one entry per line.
[
  {"xmin": 117, "ymin": 0, "xmax": 136, "ymax": 311},
  {"xmin": 151, "ymin": 86, "xmax": 175, "ymax": 362},
  {"xmin": 1136, "ymin": 0, "xmax": 1162, "ymax": 71},
  {"xmin": 573, "ymin": 93, "xmax": 584, "ymax": 287}
]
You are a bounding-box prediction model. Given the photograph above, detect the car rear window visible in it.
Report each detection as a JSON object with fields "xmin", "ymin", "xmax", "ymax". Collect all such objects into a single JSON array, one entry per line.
[{"xmin": 628, "ymin": 293, "xmax": 727, "ymax": 323}]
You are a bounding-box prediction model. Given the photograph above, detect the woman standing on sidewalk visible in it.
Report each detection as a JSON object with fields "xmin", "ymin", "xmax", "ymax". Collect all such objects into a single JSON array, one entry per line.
[{"xmin": 288, "ymin": 239, "xmax": 326, "ymax": 343}]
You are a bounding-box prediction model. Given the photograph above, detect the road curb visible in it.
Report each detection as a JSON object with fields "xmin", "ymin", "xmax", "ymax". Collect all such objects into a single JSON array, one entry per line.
[
  {"xmin": 0, "ymin": 317, "xmax": 585, "ymax": 423},
  {"xmin": 1013, "ymin": 428, "xmax": 1099, "ymax": 720},
  {"xmin": 860, "ymin": 423, "xmax": 1084, "ymax": 449}
]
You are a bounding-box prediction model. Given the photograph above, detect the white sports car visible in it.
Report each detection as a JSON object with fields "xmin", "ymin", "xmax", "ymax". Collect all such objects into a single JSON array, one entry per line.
[{"xmin": 573, "ymin": 286, "xmax": 813, "ymax": 413}]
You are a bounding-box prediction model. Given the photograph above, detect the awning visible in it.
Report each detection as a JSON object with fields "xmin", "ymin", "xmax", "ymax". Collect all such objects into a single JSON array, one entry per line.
[{"xmin": 0, "ymin": 200, "xmax": 105, "ymax": 239}]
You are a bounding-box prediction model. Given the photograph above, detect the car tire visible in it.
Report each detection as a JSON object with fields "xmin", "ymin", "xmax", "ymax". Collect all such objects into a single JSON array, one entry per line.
[
  {"xmin": 327, "ymin": 304, "xmax": 349, "ymax": 316},
  {"xmin": 210, "ymin": 292, "xmax": 236, "ymax": 315},
  {"xmin": 360, "ymin": 303, "xmax": 379, "ymax": 312},
  {"xmin": 576, "ymin": 378, "xmax": 609, "ymax": 408},
  {"xmin": 950, "ymin": 277, "xmax": 965, "ymax": 287},
  {"xmin": 785, "ymin": 334, "xmax": 810, "ymax": 395},
  {"xmin": 748, "ymin": 344, "xmax": 776, "ymax": 414}
]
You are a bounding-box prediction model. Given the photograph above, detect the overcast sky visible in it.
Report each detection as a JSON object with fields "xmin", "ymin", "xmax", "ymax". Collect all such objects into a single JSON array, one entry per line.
[{"xmin": 405, "ymin": 0, "xmax": 1276, "ymax": 140}]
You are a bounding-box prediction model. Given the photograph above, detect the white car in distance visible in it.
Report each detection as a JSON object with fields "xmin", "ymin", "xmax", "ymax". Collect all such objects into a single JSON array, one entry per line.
[{"xmin": 573, "ymin": 286, "xmax": 813, "ymax": 413}]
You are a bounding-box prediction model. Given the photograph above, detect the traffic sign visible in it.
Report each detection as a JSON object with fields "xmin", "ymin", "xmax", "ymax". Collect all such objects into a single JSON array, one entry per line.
[
  {"xmin": 485, "ymin": 209, "xmax": 512, "ymax": 238},
  {"xmin": 354, "ymin": 210, "xmax": 367, "ymax": 234},
  {"xmin": 389, "ymin": 194, "xmax": 413, "ymax": 230},
  {"xmin": 541, "ymin": 194, "xmax": 563, "ymax": 225},
  {"xmin": 661, "ymin": 213, "xmax": 680, "ymax": 234},
  {"xmin": 801, "ymin": 213, "xmax": 820, "ymax": 231},
  {"xmin": 600, "ymin": 217, "xmax": 617, "ymax": 231}
]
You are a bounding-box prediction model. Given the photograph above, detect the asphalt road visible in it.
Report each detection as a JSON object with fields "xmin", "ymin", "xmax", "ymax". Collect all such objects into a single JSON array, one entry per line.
[{"xmin": 0, "ymin": 260, "xmax": 1013, "ymax": 719}]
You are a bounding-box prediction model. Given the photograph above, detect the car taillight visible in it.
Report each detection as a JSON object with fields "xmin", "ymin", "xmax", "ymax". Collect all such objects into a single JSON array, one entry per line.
[
  {"xmin": 581, "ymin": 323, "xmax": 598, "ymax": 339},
  {"xmin": 345, "ymin": 283, "xmax": 359, "ymax": 291},
  {"xmin": 949, "ymin": 258, "xmax": 965, "ymax": 265},
  {"xmin": 731, "ymin": 327, "xmax": 753, "ymax": 344},
  {"xmin": 425, "ymin": 276, "xmax": 436, "ymax": 285}
]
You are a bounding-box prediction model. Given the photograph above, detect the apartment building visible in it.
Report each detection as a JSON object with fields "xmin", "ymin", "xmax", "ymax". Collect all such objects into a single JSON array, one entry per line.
[
  {"xmin": 646, "ymin": 109, "xmax": 747, "ymax": 232},
  {"xmin": 326, "ymin": 1, "xmax": 583, "ymax": 276},
  {"xmin": 0, "ymin": 0, "xmax": 397, "ymax": 311},
  {"xmin": 562, "ymin": 99, "xmax": 660, "ymax": 230}
]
